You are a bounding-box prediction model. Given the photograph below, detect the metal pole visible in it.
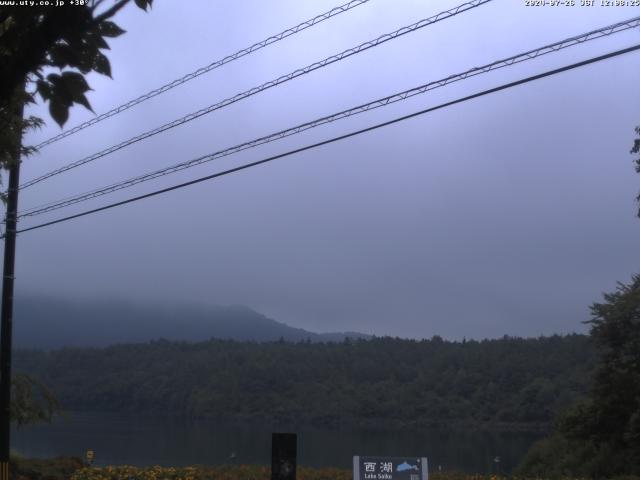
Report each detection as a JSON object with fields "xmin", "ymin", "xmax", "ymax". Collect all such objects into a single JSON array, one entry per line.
[
  {"xmin": 271, "ymin": 433, "xmax": 297, "ymax": 480},
  {"xmin": 0, "ymin": 89, "xmax": 23, "ymax": 480}
]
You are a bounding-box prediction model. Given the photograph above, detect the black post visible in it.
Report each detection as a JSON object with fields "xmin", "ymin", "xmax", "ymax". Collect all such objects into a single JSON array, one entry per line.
[
  {"xmin": 0, "ymin": 90, "xmax": 23, "ymax": 480},
  {"xmin": 271, "ymin": 433, "xmax": 297, "ymax": 480}
]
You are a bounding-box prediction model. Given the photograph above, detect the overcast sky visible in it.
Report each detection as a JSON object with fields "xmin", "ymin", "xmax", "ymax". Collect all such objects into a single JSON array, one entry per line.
[{"xmin": 8, "ymin": 0, "xmax": 640, "ymax": 339}]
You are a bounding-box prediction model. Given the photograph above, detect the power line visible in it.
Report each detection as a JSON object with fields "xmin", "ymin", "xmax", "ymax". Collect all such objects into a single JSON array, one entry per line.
[
  {"xmin": 12, "ymin": 43, "xmax": 640, "ymax": 237},
  {"xmin": 34, "ymin": 0, "xmax": 373, "ymax": 150},
  {"xmin": 20, "ymin": 0, "xmax": 492, "ymax": 190},
  {"xmin": 18, "ymin": 15, "xmax": 640, "ymax": 219}
]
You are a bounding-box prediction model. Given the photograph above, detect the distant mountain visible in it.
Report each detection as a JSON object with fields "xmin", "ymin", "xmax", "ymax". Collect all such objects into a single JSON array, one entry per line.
[{"xmin": 13, "ymin": 295, "xmax": 370, "ymax": 349}]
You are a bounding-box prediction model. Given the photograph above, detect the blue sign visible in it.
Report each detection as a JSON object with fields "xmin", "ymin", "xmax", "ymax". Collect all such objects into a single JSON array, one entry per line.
[{"xmin": 353, "ymin": 456, "xmax": 428, "ymax": 480}]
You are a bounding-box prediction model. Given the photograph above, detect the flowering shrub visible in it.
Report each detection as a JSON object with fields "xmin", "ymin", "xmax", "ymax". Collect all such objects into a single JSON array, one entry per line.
[
  {"xmin": 69, "ymin": 465, "xmax": 595, "ymax": 480},
  {"xmin": 70, "ymin": 465, "xmax": 347, "ymax": 480}
]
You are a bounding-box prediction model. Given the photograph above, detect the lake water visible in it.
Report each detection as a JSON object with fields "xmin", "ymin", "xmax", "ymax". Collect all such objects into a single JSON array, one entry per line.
[{"xmin": 12, "ymin": 412, "xmax": 543, "ymax": 474}]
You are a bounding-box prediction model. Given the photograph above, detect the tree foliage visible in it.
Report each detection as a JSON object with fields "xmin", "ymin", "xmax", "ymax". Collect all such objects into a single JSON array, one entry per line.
[
  {"xmin": 517, "ymin": 275, "xmax": 640, "ymax": 478},
  {"xmin": 0, "ymin": 0, "xmax": 152, "ymax": 170},
  {"xmin": 0, "ymin": 0, "xmax": 153, "ymax": 423},
  {"xmin": 0, "ymin": 87, "xmax": 43, "ymax": 201},
  {"xmin": 518, "ymin": 128, "xmax": 640, "ymax": 478},
  {"xmin": 10, "ymin": 372, "xmax": 59, "ymax": 427},
  {"xmin": 633, "ymin": 125, "xmax": 640, "ymax": 217},
  {"xmin": 14, "ymin": 334, "xmax": 595, "ymax": 430},
  {"xmin": 578, "ymin": 275, "xmax": 640, "ymax": 448}
]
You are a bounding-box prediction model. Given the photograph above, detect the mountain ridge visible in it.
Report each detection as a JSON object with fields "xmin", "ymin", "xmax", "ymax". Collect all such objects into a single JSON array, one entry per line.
[{"xmin": 13, "ymin": 295, "xmax": 371, "ymax": 349}]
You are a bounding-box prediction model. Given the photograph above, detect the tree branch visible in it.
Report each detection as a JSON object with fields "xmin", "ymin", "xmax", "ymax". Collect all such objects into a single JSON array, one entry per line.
[
  {"xmin": 93, "ymin": 0, "xmax": 130, "ymax": 24},
  {"xmin": 90, "ymin": 0, "xmax": 107, "ymax": 11}
]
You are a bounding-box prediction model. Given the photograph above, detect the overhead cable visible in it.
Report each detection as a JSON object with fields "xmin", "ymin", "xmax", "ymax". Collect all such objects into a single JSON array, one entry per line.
[
  {"xmin": 20, "ymin": 0, "xmax": 492, "ymax": 190},
  {"xmin": 18, "ymin": 15, "xmax": 640, "ymax": 219},
  {"xmin": 12, "ymin": 43, "xmax": 640, "ymax": 237},
  {"xmin": 34, "ymin": 0, "xmax": 373, "ymax": 149}
]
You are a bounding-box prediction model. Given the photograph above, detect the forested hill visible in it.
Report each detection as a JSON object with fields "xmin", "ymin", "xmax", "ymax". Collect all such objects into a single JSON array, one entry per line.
[
  {"xmin": 13, "ymin": 296, "xmax": 369, "ymax": 349},
  {"xmin": 15, "ymin": 335, "xmax": 596, "ymax": 430}
]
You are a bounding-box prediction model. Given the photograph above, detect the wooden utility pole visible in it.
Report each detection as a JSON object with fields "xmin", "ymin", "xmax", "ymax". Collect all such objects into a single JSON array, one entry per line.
[{"xmin": 0, "ymin": 87, "xmax": 24, "ymax": 480}]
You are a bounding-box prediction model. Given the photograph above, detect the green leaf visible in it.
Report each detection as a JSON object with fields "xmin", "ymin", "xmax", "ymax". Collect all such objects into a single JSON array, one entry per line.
[
  {"xmin": 61, "ymin": 71, "xmax": 90, "ymax": 94},
  {"xmin": 93, "ymin": 51, "xmax": 111, "ymax": 77},
  {"xmin": 74, "ymin": 45, "xmax": 96, "ymax": 74},
  {"xmin": 23, "ymin": 116, "xmax": 44, "ymax": 130},
  {"xmin": 61, "ymin": 71, "xmax": 93, "ymax": 112},
  {"xmin": 49, "ymin": 44, "xmax": 77, "ymax": 68},
  {"xmin": 63, "ymin": 87, "xmax": 91, "ymax": 112},
  {"xmin": 46, "ymin": 73, "xmax": 61, "ymax": 83},
  {"xmin": 76, "ymin": 93, "xmax": 92, "ymax": 112},
  {"xmin": 98, "ymin": 20, "xmax": 126, "ymax": 38},
  {"xmin": 90, "ymin": 32, "xmax": 110, "ymax": 50},
  {"xmin": 49, "ymin": 99, "xmax": 69, "ymax": 127},
  {"xmin": 36, "ymin": 80, "xmax": 52, "ymax": 101},
  {"xmin": 47, "ymin": 74, "xmax": 73, "ymax": 106},
  {"xmin": 134, "ymin": 0, "xmax": 153, "ymax": 10},
  {"xmin": 23, "ymin": 89, "xmax": 37, "ymax": 105}
]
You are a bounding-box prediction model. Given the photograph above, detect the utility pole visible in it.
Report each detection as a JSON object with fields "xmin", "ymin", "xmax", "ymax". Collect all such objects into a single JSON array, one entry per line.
[{"xmin": 0, "ymin": 87, "xmax": 24, "ymax": 480}]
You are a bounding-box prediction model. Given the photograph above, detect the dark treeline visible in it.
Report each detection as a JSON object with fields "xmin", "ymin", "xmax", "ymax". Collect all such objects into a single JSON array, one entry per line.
[{"xmin": 14, "ymin": 334, "xmax": 595, "ymax": 430}]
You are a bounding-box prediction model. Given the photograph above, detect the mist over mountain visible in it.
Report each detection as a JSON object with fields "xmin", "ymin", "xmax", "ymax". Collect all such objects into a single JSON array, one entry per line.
[{"xmin": 13, "ymin": 295, "xmax": 370, "ymax": 349}]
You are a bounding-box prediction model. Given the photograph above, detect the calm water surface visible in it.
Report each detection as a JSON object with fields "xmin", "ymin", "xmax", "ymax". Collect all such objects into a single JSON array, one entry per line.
[{"xmin": 12, "ymin": 412, "xmax": 543, "ymax": 474}]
